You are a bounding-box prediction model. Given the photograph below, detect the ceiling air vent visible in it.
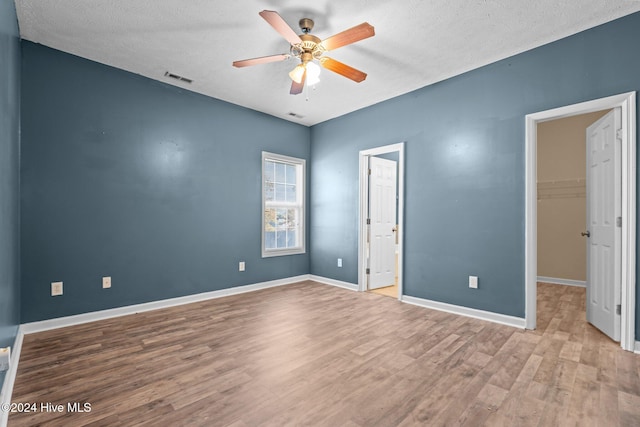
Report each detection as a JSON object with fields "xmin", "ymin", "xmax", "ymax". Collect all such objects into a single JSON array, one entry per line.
[
  {"xmin": 288, "ymin": 112, "xmax": 304, "ymax": 119},
  {"xmin": 164, "ymin": 71, "xmax": 193, "ymax": 84}
]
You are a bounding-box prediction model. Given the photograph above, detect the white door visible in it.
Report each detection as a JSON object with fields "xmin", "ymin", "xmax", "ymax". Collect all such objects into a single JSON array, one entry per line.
[
  {"xmin": 368, "ymin": 156, "xmax": 397, "ymax": 289},
  {"xmin": 586, "ymin": 108, "xmax": 621, "ymax": 341}
]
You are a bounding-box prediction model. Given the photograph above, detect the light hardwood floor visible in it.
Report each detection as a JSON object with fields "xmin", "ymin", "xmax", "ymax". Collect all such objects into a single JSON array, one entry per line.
[
  {"xmin": 8, "ymin": 281, "xmax": 640, "ymax": 426},
  {"xmin": 369, "ymin": 284, "xmax": 398, "ymax": 298}
]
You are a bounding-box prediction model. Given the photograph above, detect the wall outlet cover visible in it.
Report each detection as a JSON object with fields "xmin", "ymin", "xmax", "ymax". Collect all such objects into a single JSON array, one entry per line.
[
  {"xmin": 0, "ymin": 347, "xmax": 11, "ymax": 372},
  {"xmin": 102, "ymin": 276, "xmax": 111, "ymax": 289},
  {"xmin": 51, "ymin": 281, "xmax": 63, "ymax": 296},
  {"xmin": 239, "ymin": 261, "xmax": 245, "ymax": 272},
  {"xmin": 469, "ymin": 276, "xmax": 479, "ymax": 289}
]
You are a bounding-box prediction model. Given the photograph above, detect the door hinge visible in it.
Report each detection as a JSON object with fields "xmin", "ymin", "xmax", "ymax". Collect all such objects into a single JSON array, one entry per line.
[
  {"xmin": 368, "ymin": 168, "xmax": 371, "ymax": 175},
  {"xmin": 366, "ymin": 218, "xmax": 371, "ymax": 225},
  {"xmin": 366, "ymin": 268, "xmax": 370, "ymax": 275},
  {"xmin": 616, "ymin": 129, "xmax": 623, "ymax": 140},
  {"xmin": 617, "ymin": 217, "xmax": 622, "ymax": 228},
  {"xmin": 616, "ymin": 304, "xmax": 621, "ymax": 315}
]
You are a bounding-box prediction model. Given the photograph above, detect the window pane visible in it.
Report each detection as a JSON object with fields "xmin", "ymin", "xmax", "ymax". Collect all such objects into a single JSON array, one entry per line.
[
  {"xmin": 287, "ymin": 230, "xmax": 296, "ymax": 247},
  {"xmin": 265, "ymin": 231, "xmax": 276, "ymax": 249},
  {"xmin": 285, "ymin": 185, "xmax": 296, "ymax": 203},
  {"xmin": 275, "ymin": 184, "xmax": 286, "ymax": 202},
  {"xmin": 264, "ymin": 208, "xmax": 276, "ymax": 231},
  {"xmin": 276, "ymin": 231, "xmax": 287, "ymax": 248},
  {"xmin": 265, "ymin": 182, "xmax": 274, "ymax": 201},
  {"xmin": 287, "ymin": 208, "xmax": 297, "ymax": 228},
  {"xmin": 264, "ymin": 160, "xmax": 275, "ymax": 183},
  {"xmin": 275, "ymin": 162, "xmax": 286, "ymax": 183},
  {"xmin": 286, "ymin": 164, "xmax": 296, "ymax": 185},
  {"xmin": 276, "ymin": 208, "xmax": 287, "ymax": 228}
]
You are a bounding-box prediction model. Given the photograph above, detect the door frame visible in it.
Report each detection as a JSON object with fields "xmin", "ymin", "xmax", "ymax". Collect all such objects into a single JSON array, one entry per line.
[
  {"xmin": 358, "ymin": 142, "xmax": 405, "ymax": 299},
  {"xmin": 525, "ymin": 91, "xmax": 636, "ymax": 351}
]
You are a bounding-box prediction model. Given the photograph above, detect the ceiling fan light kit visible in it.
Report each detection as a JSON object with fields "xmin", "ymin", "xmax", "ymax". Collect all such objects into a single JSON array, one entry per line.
[
  {"xmin": 289, "ymin": 64, "xmax": 306, "ymax": 84},
  {"xmin": 233, "ymin": 10, "xmax": 374, "ymax": 95}
]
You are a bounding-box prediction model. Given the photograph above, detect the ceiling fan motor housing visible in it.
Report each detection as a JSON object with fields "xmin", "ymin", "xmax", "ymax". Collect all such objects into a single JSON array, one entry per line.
[{"xmin": 292, "ymin": 34, "xmax": 324, "ymax": 61}]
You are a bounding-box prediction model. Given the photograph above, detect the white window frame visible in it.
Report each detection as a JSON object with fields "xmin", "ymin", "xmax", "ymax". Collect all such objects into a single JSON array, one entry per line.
[{"xmin": 262, "ymin": 151, "xmax": 306, "ymax": 257}]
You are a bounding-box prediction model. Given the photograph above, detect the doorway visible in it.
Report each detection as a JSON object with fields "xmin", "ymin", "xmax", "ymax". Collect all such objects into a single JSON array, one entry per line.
[
  {"xmin": 536, "ymin": 109, "xmax": 612, "ymax": 335},
  {"xmin": 358, "ymin": 142, "xmax": 405, "ymax": 300},
  {"xmin": 525, "ymin": 92, "xmax": 636, "ymax": 351}
]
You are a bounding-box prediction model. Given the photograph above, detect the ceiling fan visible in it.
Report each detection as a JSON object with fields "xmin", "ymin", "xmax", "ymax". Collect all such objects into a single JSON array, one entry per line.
[{"xmin": 233, "ymin": 10, "xmax": 375, "ymax": 95}]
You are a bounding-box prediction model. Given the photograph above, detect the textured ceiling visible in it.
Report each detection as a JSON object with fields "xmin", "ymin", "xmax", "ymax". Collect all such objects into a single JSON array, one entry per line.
[{"xmin": 14, "ymin": 0, "xmax": 640, "ymax": 126}]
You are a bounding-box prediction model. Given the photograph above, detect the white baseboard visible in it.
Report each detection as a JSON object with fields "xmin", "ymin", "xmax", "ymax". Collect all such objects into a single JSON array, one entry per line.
[
  {"xmin": 537, "ymin": 276, "xmax": 586, "ymax": 287},
  {"xmin": 635, "ymin": 341, "xmax": 640, "ymax": 354},
  {"xmin": 312, "ymin": 277, "xmax": 525, "ymax": 331},
  {"xmin": 21, "ymin": 275, "xmax": 310, "ymax": 335},
  {"xmin": 1, "ymin": 329, "xmax": 24, "ymax": 427},
  {"xmin": 401, "ymin": 295, "xmax": 526, "ymax": 329},
  {"xmin": 309, "ymin": 275, "xmax": 358, "ymax": 291},
  {"xmin": 19, "ymin": 273, "xmax": 357, "ymax": 336}
]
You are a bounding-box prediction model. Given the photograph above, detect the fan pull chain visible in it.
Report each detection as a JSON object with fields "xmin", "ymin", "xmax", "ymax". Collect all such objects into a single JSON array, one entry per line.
[{"xmin": 305, "ymin": 82, "xmax": 318, "ymax": 102}]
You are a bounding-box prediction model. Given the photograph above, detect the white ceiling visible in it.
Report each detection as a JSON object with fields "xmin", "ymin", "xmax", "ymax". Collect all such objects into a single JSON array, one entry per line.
[{"xmin": 14, "ymin": 0, "xmax": 640, "ymax": 126}]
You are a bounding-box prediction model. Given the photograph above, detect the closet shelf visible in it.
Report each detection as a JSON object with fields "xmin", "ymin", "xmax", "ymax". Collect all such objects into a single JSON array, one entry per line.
[{"xmin": 537, "ymin": 178, "xmax": 586, "ymax": 200}]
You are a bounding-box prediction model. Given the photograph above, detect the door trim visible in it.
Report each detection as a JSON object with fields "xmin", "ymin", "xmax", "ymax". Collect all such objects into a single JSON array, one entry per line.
[
  {"xmin": 358, "ymin": 142, "xmax": 405, "ymax": 299},
  {"xmin": 525, "ymin": 92, "xmax": 636, "ymax": 351}
]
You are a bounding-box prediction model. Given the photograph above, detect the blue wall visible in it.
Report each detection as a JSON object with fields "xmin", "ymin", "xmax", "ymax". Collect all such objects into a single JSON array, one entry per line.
[
  {"xmin": 20, "ymin": 42, "xmax": 310, "ymax": 322},
  {"xmin": 0, "ymin": 0, "xmax": 21, "ymax": 387},
  {"xmin": 310, "ymin": 12, "xmax": 640, "ymax": 329}
]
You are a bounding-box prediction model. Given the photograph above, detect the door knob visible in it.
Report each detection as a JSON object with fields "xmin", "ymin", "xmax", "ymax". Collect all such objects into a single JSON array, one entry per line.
[{"xmin": 581, "ymin": 231, "xmax": 590, "ymax": 237}]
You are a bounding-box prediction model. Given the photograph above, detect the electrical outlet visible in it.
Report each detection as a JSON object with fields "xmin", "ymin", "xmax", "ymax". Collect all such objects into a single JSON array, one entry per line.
[
  {"xmin": 51, "ymin": 281, "xmax": 63, "ymax": 296},
  {"xmin": 469, "ymin": 276, "xmax": 478, "ymax": 289},
  {"xmin": 102, "ymin": 276, "xmax": 111, "ymax": 289},
  {"xmin": 0, "ymin": 347, "xmax": 10, "ymax": 372},
  {"xmin": 239, "ymin": 261, "xmax": 245, "ymax": 272},
  {"xmin": 337, "ymin": 258, "xmax": 343, "ymax": 267}
]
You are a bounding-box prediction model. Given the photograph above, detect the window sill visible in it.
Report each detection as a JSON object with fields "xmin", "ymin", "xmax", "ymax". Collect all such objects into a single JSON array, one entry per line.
[{"xmin": 262, "ymin": 248, "xmax": 306, "ymax": 258}]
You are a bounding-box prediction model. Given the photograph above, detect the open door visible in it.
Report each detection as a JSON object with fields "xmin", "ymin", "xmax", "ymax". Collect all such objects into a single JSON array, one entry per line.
[
  {"xmin": 368, "ymin": 156, "xmax": 397, "ymax": 290},
  {"xmin": 585, "ymin": 108, "xmax": 621, "ymax": 341}
]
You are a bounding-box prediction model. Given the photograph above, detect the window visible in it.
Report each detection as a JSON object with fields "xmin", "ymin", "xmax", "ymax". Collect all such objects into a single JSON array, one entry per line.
[{"xmin": 262, "ymin": 152, "xmax": 305, "ymax": 257}]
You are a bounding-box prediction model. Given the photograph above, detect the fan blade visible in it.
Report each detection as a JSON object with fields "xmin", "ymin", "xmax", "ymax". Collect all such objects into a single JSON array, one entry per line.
[
  {"xmin": 320, "ymin": 57, "xmax": 367, "ymax": 83},
  {"xmin": 290, "ymin": 70, "xmax": 306, "ymax": 95},
  {"xmin": 320, "ymin": 22, "xmax": 374, "ymax": 51},
  {"xmin": 259, "ymin": 10, "xmax": 302, "ymax": 46},
  {"xmin": 233, "ymin": 54, "xmax": 290, "ymax": 68}
]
